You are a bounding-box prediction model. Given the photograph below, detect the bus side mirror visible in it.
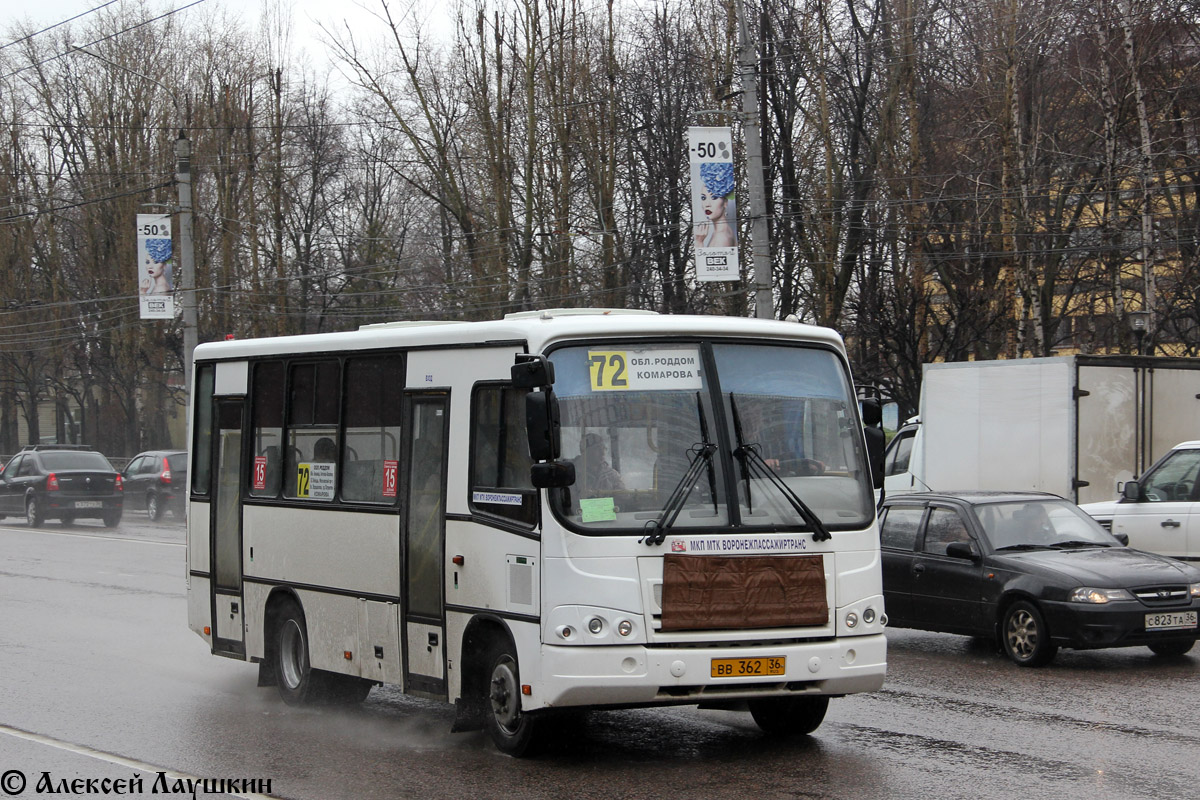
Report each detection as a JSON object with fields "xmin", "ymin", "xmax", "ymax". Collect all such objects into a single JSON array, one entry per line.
[
  {"xmin": 512, "ymin": 355, "xmax": 554, "ymax": 389},
  {"xmin": 531, "ymin": 461, "xmax": 575, "ymax": 489},
  {"xmin": 526, "ymin": 390, "xmax": 562, "ymax": 462}
]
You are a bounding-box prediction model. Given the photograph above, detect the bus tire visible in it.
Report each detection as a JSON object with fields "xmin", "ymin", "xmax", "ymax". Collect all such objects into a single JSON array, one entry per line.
[
  {"xmin": 748, "ymin": 695, "xmax": 829, "ymax": 736},
  {"xmin": 323, "ymin": 673, "xmax": 374, "ymax": 704},
  {"xmin": 273, "ymin": 601, "xmax": 322, "ymax": 705},
  {"xmin": 484, "ymin": 639, "xmax": 544, "ymax": 757}
]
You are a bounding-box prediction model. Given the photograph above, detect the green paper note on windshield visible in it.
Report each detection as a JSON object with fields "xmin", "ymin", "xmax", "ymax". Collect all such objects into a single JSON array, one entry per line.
[{"xmin": 580, "ymin": 497, "xmax": 617, "ymax": 523}]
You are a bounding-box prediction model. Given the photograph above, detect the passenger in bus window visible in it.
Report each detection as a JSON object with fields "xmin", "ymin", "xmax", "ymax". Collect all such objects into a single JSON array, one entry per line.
[
  {"xmin": 576, "ymin": 432, "xmax": 624, "ymax": 496},
  {"xmin": 313, "ymin": 437, "xmax": 337, "ymax": 463}
]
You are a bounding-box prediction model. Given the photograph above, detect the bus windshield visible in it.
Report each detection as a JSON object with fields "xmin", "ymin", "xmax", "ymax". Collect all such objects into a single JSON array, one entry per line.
[{"xmin": 548, "ymin": 341, "xmax": 874, "ymax": 534}]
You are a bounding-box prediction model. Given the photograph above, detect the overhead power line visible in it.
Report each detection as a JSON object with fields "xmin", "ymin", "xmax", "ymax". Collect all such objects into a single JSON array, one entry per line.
[
  {"xmin": 0, "ymin": 0, "xmax": 120, "ymax": 51},
  {"xmin": 0, "ymin": 0, "xmax": 209, "ymax": 81}
]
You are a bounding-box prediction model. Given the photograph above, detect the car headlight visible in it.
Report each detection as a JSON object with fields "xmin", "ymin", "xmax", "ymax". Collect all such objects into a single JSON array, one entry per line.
[
  {"xmin": 1191, "ymin": 582, "xmax": 1200, "ymax": 600},
  {"xmin": 1069, "ymin": 587, "xmax": 1135, "ymax": 604}
]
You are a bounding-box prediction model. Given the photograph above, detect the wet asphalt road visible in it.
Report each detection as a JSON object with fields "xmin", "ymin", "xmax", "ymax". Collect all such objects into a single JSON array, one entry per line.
[{"xmin": 1, "ymin": 511, "xmax": 1198, "ymax": 799}]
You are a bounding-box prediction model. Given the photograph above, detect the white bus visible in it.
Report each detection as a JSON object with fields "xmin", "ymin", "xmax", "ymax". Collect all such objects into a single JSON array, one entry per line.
[{"xmin": 186, "ymin": 309, "xmax": 887, "ymax": 755}]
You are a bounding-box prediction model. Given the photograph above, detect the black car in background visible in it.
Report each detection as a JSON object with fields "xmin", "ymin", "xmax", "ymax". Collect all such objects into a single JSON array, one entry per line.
[
  {"xmin": 122, "ymin": 450, "xmax": 187, "ymax": 521},
  {"xmin": 880, "ymin": 491, "xmax": 1200, "ymax": 666},
  {"xmin": 0, "ymin": 445, "xmax": 123, "ymax": 528}
]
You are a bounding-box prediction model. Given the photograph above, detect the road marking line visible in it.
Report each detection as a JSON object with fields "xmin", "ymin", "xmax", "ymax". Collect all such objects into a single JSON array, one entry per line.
[
  {"xmin": 0, "ymin": 525, "xmax": 183, "ymax": 547},
  {"xmin": 0, "ymin": 723, "xmax": 277, "ymax": 799}
]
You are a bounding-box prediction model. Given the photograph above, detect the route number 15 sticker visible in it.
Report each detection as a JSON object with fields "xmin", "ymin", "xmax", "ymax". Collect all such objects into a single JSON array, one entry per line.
[{"xmin": 588, "ymin": 348, "xmax": 702, "ymax": 392}]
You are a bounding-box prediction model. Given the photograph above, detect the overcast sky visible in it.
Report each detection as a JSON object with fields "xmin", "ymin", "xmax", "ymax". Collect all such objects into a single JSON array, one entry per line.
[{"xmin": 4, "ymin": 0, "xmax": 448, "ymax": 77}]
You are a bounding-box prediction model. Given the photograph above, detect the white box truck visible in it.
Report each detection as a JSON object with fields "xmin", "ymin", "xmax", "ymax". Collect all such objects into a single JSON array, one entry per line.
[{"xmin": 883, "ymin": 355, "xmax": 1200, "ymax": 506}]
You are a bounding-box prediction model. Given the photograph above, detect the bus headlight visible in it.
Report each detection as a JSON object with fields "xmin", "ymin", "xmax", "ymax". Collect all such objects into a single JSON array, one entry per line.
[
  {"xmin": 617, "ymin": 620, "xmax": 633, "ymax": 637},
  {"xmin": 846, "ymin": 612, "xmax": 859, "ymax": 628},
  {"xmin": 863, "ymin": 607, "xmax": 876, "ymax": 624},
  {"xmin": 587, "ymin": 617, "xmax": 604, "ymax": 635}
]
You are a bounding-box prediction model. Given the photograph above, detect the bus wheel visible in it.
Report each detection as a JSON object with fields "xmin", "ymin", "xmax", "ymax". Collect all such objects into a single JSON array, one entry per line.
[
  {"xmin": 749, "ymin": 696, "xmax": 829, "ymax": 736},
  {"xmin": 484, "ymin": 640, "xmax": 544, "ymax": 757},
  {"xmin": 274, "ymin": 602, "xmax": 320, "ymax": 705},
  {"xmin": 323, "ymin": 673, "xmax": 374, "ymax": 704}
]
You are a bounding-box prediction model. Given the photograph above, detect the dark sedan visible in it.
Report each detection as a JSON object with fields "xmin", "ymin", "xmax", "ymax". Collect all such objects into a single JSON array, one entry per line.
[
  {"xmin": 880, "ymin": 491, "xmax": 1200, "ymax": 666},
  {"xmin": 0, "ymin": 445, "xmax": 124, "ymax": 528},
  {"xmin": 122, "ymin": 449, "xmax": 187, "ymax": 521}
]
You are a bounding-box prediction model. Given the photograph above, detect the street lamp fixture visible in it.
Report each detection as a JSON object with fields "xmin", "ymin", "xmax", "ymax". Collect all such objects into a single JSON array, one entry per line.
[{"xmin": 1127, "ymin": 310, "xmax": 1150, "ymax": 356}]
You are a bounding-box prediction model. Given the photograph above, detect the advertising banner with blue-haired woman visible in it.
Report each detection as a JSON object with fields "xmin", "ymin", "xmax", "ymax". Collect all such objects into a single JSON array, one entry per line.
[
  {"xmin": 688, "ymin": 126, "xmax": 739, "ymax": 281},
  {"xmin": 136, "ymin": 213, "xmax": 176, "ymax": 319}
]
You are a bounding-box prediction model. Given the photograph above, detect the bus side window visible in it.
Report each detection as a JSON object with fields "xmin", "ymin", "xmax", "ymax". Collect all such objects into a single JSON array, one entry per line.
[
  {"xmin": 249, "ymin": 360, "xmax": 284, "ymax": 498},
  {"xmin": 284, "ymin": 360, "xmax": 340, "ymax": 501},
  {"xmin": 342, "ymin": 355, "xmax": 404, "ymax": 504},
  {"xmin": 469, "ymin": 383, "xmax": 536, "ymax": 526},
  {"xmin": 192, "ymin": 364, "xmax": 215, "ymax": 495}
]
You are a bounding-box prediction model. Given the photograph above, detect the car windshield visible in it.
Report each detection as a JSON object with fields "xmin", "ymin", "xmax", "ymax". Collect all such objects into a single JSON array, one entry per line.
[
  {"xmin": 39, "ymin": 451, "xmax": 114, "ymax": 471},
  {"xmin": 546, "ymin": 341, "xmax": 873, "ymax": 534},
  {"xmin": 976, "ymin": 499, "xmax": 1118, "ymax": 550}
]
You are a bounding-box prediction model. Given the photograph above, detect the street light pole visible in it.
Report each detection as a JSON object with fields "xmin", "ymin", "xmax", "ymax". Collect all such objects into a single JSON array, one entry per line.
[
  {"xmin": 175, "ymin": 134, "xmax": 198, "ymax": 397},
  {"xmin": 733, "ymin": 0, "xmax": 774, "ymax": 319}
]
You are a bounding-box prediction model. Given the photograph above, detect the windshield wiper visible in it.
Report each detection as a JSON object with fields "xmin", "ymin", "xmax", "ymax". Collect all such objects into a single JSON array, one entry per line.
[
  {"xmin": 1049, "ymin": 540, "xmax": 1111, "ymax": 549},
  {"xmin": 641, "ymin": 394, "xmax": 718, "ymax": 547},
  {"xmin": 641, "ymin": 442, "xmax": 717, "ymax": 546},
  {"xmin": 729, "ymin": 394, "xmax": 832, "ymax": 542},
  {"xmin": 995, "ymin": 543, "xmax": 1053, "ymax": 551}
]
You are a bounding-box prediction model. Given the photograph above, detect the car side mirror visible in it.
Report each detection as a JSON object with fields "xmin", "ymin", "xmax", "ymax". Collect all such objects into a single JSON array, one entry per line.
[
  {"xmin": 945, "ymin": 541, "xmax": 979, "ymax": 560},
  {"xmin": 1122, "ymin": 480, "xmax": 1141, "ymax": 502},
  {"xmin": 1114, "ymin": 532, "xmax": 1129, "ymax": 546}
]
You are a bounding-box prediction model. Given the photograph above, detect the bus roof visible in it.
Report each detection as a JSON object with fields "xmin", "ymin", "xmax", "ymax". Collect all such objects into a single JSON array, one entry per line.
[{"xmin": 192, "ymin": 309, "xmax": 846, "ymax": 362}]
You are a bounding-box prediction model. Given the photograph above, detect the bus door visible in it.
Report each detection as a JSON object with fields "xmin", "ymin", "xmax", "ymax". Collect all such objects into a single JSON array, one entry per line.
[
  {"xmin": 211, "ymin": 398, "xmax": 246, "ymax": 656},
  {"xmin": 402, "ymin": 393, "xmax": 449, "ymax": 695}
]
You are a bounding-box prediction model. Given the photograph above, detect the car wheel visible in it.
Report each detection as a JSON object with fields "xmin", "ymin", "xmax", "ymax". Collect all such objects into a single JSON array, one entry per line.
[
  {"xmin": 1001, "ymin": 600, "xmax": 1058, "ymax": 667},
  {"xmin": 1148, "ymin": 640, "xmax": 1195, "ymax": 658},
  {"xmin": 484, "ymin": 639, "xmax": 545, "ymax": 756},
  {"xmin": 102, "ymin": 509, "xmax": 122, "ymax": 528},
  {"xmin": 749, "ymin": 695, "xmax": 829, "ymax": 736},
  {"xmin": 147, "ymin": 492, "xmax": 164, "ymax": 521},
  {"xmin": 26, "ymin": 496, "xmax": 44, "ymax": 528}
]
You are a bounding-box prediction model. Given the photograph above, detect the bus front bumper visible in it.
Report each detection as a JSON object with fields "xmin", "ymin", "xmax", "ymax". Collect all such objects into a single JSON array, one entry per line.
[{"xmin": 531, "ymin": 633, "xmax": 887, "ymax": 710}]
